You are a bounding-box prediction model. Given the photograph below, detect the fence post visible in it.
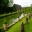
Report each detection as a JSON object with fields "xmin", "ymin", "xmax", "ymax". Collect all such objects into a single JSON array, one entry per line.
[
  {"xmin": 21, "ymin": 22, "xmax": 25, "ymax": 32},
  {"xmin": 26, "ymin": 17, "xmax": 28, "ymax": 24}
]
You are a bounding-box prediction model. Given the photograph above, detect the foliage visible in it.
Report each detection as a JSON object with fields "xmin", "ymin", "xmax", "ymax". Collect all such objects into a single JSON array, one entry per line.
[
  {"xmin": 13, "ymin": 5, "xmax": 17, "ymax": 12},
  {"xmin": 0, "ymin": 12, "xmax": 22, "ymax": 28},
  {"xmin": 6, "ymin": 16, "xmax": 32, "ymax": 32},
  {"xmin": 3, "ymin": 0, "xmax": 9, "ymax": 6},
  {"xmin": 0, "ymin": 0, "xmax": 9, "ymax": 7},
  {"xmin": 23, "ymin": 7, "xmax": 32, "ymax": 13},
  {"xmin": 6, "ymin": 17, "xmax": 26, "ymax": 32},
  {"xmin": 3, "ymin": 20, "xmax": 7, "ymax": 24}
]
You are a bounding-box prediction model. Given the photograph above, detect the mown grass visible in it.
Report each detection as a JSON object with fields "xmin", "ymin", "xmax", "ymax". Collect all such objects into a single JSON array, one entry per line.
[
  {"xmin": 6, "ymin": 17, "xmax": 26, "ymax": 32},
  {"xmin": 6, "ymin": 17, "xmax": 32, "ymax": 32},
  {"xmin": 25, "ymin": 17, "xmax": 32, "ymax": 32}
]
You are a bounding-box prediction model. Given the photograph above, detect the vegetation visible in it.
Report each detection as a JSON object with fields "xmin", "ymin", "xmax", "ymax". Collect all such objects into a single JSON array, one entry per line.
[
  {"xmin": 0, "ymin": 12, "xmax": 22, "ymax": 28},
  {"xmin": 22, "ymin": 6, "xmax": 32, "ymax": 13},
  {"xmin": 25, "ymin": 17, "xmax": 32, "ymax": 32},
  {"xmin": 0, "ymin": 1, "xmax": 32, "ymax": 32},
  {"xmin": 0, "ymin": 0, "xmax": 9, "ymax": 7},
  {"xmin": 5, "ymin": 16, "xmax": 32, "ymax": 32},
  {"xmin": 13, "ymin": 5, "xmax": 17, "ymax": 12},
  {"xmin": 0, "ymin": 0, "xmax": 14, "ymax": 14},
  {"xmin": 3, "ymin": 20, "xmax": 7, "ymax": 24},
  {"xmin": 6, "ymin": 16, "xmax": 26, "ymax": 32}
]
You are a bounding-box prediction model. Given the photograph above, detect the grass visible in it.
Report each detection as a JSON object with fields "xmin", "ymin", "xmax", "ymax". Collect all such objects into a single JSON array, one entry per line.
[
  {"xmin": 0, "ymin": 11, "xmax": 32, "ymax": 32},
  {"xmin": 6, "ymin": 17, "xmax": 32, "ymax": 32},
  {"xmin": 6, "ymin": 17, "xmax": 26, "ymax": 32},
  {"xmin": 25, "ymin": 17, "xmax": 32, "ymax": 32},
  {"xmin": 0, "ymin": 12, "xmax": 22, "ymax": 28}
]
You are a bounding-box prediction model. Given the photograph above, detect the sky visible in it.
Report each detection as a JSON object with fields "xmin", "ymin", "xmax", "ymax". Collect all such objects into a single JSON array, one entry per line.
[{"xmin": 14, "ymin": 0, "xmax": 32, "ymax": 7}]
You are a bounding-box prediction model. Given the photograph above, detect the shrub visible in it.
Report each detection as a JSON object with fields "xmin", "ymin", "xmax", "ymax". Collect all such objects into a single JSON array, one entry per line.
[{"xmin": 3, "ymin": 20, "xmax": 7, "ymax": 24}]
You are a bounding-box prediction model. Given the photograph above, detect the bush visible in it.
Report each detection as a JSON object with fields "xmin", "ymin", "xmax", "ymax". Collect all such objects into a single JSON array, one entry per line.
[{"xmin": 3, "ymin": 20, "xmax": 7, "ymax": 24}]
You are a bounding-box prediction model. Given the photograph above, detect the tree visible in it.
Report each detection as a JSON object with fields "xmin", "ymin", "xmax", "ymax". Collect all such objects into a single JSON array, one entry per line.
[
  {"xmin": 0, "ymin": 0, "xmax": 9, "ymax": 7},
  {"xmin": 3, "ymin": 0, "xmax": 9, "ymax": 7},
  {"xmin": 13, "ymin": 5, "xmax": 17, "ymax": 12}
]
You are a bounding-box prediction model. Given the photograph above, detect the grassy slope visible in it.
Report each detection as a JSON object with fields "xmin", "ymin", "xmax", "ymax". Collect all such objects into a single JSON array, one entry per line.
[
  {"xmin": 25, "ymin": 17, "xmax": 32, "ymax": 32},
  {"xmin": 6, "ymin": 17, "xmax": 32, "ymax": 32},
  {"xmin": 6, "ymin": 17, "xmax": 26, "ymax": 32}
]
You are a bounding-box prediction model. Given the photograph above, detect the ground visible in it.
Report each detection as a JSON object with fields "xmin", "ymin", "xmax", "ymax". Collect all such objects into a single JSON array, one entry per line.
[
  {"xmin": 0, "ymin": 12, "xmax": 32, "ymax": 32},
  {"xmin": 6, "ymin": 17, "xmax": 26, "ymax": 32},
  {"xmin": 6, "ymin": 16, "xmax": 32, "ymax": 32},
  {"xmin": 25, "ymin": 17, "xmax": 32, "ymax": 32}
]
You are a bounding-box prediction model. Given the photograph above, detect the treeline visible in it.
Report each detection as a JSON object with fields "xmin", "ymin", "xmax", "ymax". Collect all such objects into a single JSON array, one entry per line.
[
  {"xmin": 0, "ymin": 0, "xmax": 22, "ymax": 14},
  {"xmin": 23, "ymin": 6, "xmax": 32, "ymax": 13},
  {"xmin": 0, "ymin": 0, "xmax": 17, "ymax": 14},
  {"xmin": 0, "ymin": 5, "xmax": 17, "ymax": 14}
]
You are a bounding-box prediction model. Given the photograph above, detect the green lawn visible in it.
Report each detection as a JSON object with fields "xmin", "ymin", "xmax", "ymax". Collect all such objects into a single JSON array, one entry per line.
[
  {"xmin": 6, "ymin": 17, "xmax": 26, "ymax": 32},
  {"xmin": 25, "ymin": 17, "xmax": 32, "ymax": 32},
  {"xmin": 6, "ymin": 17, "xmax": 32, "ymax": 32}
]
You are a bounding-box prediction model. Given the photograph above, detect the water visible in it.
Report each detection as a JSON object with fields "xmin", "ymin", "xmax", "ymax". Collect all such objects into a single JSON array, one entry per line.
[{"xmin": 0, "ymin": 12, "xmax": 21, "ymax": 28}]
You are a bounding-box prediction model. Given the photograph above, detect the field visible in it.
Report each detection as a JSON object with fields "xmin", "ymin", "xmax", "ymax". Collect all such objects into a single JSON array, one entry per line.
[
  {"xmin": 6, "ymin": 16, "xmax": 32, "ymax": 32},
  {"xmin": 25, "ymin": 17, "xmax": 32, "ymax": 32},
  {"xmin": 6, "ymin": 17, "xmax": 26, "ymax": 32}
]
